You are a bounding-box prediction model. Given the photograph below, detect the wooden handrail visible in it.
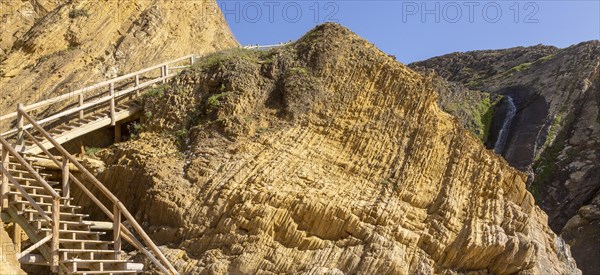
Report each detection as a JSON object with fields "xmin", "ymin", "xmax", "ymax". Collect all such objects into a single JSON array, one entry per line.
[
  {"xmin": 18, "ymin": 108, "xmax": 178, "ymax": 274},
  {"xmin": 0, "ymin": 54, "xmax": 194, "ymax": 123}
]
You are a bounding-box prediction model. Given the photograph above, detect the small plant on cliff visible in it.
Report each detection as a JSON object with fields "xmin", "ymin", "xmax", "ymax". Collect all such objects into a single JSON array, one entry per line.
[
  {"xmin": 537, "ymin": 54, "xmax": 556, "ymax": 63},
  {"xmin": 84, "ymin": 147, "xmax": 101, "ymax": 157},
  {"xmin": 144, "ymin": 85, "xmax": 168, "ymax": 98},
  {"xmin": 128, "ymin": 122, "xmax": 142, "ymax": 139},
  {"xmin": 195, "ymin": 48, "xmax": 260, "ymax": 70},
  {"xmin": 288, "ymin": 67, "xmax": 309, "ymax": 76},
  {"xmin": 205, "ymin": 92, "xmax": 230, "ymax": 113},
  {"xmin": 509, "ymin": 62, "xmax": 532, "ymax": 73},
  {"xmin": 69, "ymin": 8, "xmax": 89, "ymax": 19}
]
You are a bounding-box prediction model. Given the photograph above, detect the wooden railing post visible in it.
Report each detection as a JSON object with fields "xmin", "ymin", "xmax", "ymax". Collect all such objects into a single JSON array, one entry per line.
[
  {"xmin": 161, "ymin": 65, "xmax": 168, "ymax": 84},
  {"xmin": 62, "ymin": 158, "xmax": 70, "ymax": 199},
  {"xmin": 12, "ymin": 223, "xmax": 21, "ymax": 254},
  {"xmin": 50, "ymin": 197, "xmax": 60, "ymax": 272},
  {"xmin": 16, "ymin": 103, "xmax": 25, "ymax": 150},
  {"xmin": 78, "ymin": 93, "xmax": 84, "ymax": 120},
  {"xmin": 1, "ymin": 146, "xmax": 8, "ymax": 210},
  {"xmin": 135, "ymin": 75, "xmax": 140, "ymax": 96},
  {"xmin": 110, "ymin": 82, "xmax": 116, "ymax": 126},
  {"xmin": 113, "ymin": 204, "xmax": 121, "ymax": 260}
]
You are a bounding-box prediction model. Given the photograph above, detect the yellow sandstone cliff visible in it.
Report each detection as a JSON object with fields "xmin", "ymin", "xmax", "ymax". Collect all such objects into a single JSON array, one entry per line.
[{"xmin": 82, "ymin": 24, "xmax": 581, "ymax": 274}]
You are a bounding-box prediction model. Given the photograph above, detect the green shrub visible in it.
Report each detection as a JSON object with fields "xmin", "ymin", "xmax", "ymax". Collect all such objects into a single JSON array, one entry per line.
[
  {"xmin": 176, "ymin": 129, "xmax": 188, "ymax": 139},
  {"xmin": 194, "ymin": 48, "xmax": 261, "ymax": 70},
  {"xmin": 288, "ymin": 67, "xmax": 309, "ymax": 76},
  {"xmin": 128, "ymin": 122, "xmax": 142, "ymax": 139},
  {"xmin": 144, "ymin": 85, "xmax": 168, "ymax": 98},
  {"xmin": 84, "ymin": 147, "xmax": 101, "ymax": 157},
  {"xmin": 510, "ymin": 62, "xmax": 532, "ymax": 73},
  {"xmin": 538, "ymin": 54, "xmax": 556, "ymax": 63},
  {"xmin": 205, "ymin": 92, "xmax": 230, "ymax": 113}
]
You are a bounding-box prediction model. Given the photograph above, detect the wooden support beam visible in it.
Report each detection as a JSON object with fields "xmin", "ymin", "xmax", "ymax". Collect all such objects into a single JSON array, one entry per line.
[
  {"xmin": 19, "ymin": 254, "xmax": 49, "ymax": 265},
  {"xmin": 16, "ymin": 103, "xmax": 24, "ymax": 150},
  {"xmin": 62, "ymin": 158, "xmax": 70, "ymax": 199},
  {"xmin": 12, "ymin": 223, "xmax": 22, "ymax": 254},
  {"xmin": 50, "ymin": 198, "xmax": 60, "ymax": 272},
  {"xmin": 135, "ymin": 75, "xmax": 140, "ymax": 96},
  {"xmin": 1, "ymin": 147, "xmax": 8, "ymax": 210},
  {"xmin": 110, "ymin": 82, "xmax": 116, "ymax": 126},
  {"xmin": 17, "ymin": 235, "xmax": 51, "ymax": 260},
  {"xmin": 113, "ymin": 204, "xmax": 121, "ymax": 260},
  {"xmin": 79, "ymin": 140, "xmax": 85, "ymax": 157},
  {"xmin": 78, "ymin": 93, "xmax": 84, "ymax": 120},
  {"xmin": 114, "ymin": 123, "xmax": 122, "ymax": 143}
]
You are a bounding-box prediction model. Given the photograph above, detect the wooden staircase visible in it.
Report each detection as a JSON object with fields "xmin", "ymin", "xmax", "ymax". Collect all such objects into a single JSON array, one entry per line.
[{"xmin": 0, "ymin": 55, "xmax": 196, "ymax": 274}]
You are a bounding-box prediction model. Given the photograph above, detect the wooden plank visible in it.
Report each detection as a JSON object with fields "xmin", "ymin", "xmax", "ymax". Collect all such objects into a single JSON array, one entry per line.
[{"xmin": 18, "ymin": 234, "xmax": 51, "ymax": 260}]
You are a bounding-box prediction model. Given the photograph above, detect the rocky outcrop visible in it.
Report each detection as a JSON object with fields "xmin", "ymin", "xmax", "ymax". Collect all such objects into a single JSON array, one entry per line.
[
  {"xmin": 0, "ymin": 0, "xmax": 237, "ymax": 130},
  {"xmin": 412, "ymin": 41, "xmax": 600, "ymax": 274},
  {"xmin": 85, "ymin": 24, "xmax": 580, "ymax": 274}
]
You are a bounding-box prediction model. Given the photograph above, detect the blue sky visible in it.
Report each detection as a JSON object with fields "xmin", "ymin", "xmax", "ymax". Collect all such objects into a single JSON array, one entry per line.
[{"xmin": 216, "ymin": 0, "xmax": 600, "ymax": 63}]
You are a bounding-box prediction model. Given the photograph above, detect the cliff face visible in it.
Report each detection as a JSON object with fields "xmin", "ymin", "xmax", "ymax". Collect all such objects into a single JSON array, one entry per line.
[
  {"xmin": 0, "ymin": 0, "xmax": 237, "ymax": 127},
  {"xmin": 87, "ymin": 24, "xmax": 579, "ymax": 274},
  {"xmin": 412, "ymin": 42, "xmax": 600, "ymax": 274}
]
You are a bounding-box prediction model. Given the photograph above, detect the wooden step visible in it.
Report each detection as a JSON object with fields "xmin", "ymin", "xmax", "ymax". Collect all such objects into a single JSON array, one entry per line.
[
  {"xmin": 8, "ymin": 176, "xmax": 60, "ymax": 186},
  {"xmin": 6, "ymin": 168, "xmax": 52, "ymax": 178},
  {"xmin": 71, "ymin": 270, "xmax": 138, "ymax": 275},
  {"xmin": 21, "ymin": 209, "xmax": 88, "ymax": 219},
  {"xmin": 40, "ymin": 228, "xmax": 105, "ymax": 236},
  {"xmin": 11, "ymin": 200, "xmax": 81, "ymax": 210},
  {"xmin": 62, "ymin": 259, "xmax": 131, "ymax": 263},
  {"xmin": 9, "ymin": 186, "xmax": 62, "ymax": 196},
  {"xmin": 8, "ymin": 191, "xmax": 72, "ymax": 201},
  {"xmin": 59, "ymin": 239, "xmax": 114, "ymax": 245}
]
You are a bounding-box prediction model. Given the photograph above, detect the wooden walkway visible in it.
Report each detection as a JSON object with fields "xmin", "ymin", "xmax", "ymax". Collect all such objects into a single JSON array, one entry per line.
[{"xmin": 1, "ymin": 54, "xmax": 196, "ymax": 154}]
